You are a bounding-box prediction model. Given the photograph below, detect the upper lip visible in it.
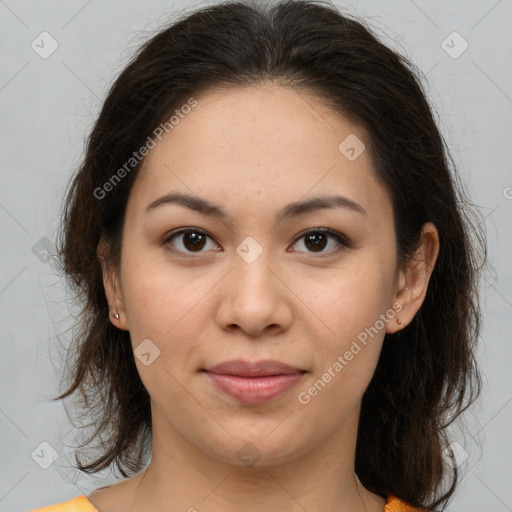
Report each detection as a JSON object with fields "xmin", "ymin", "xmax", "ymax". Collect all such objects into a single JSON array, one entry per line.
[{"xmin": 204, "ymin": 359, "xmax": 304, "ymax": 377}]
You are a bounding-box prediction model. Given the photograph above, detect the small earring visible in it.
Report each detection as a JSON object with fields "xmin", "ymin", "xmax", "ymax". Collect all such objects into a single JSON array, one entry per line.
[
  {"xmin": 396, "ymin": 318, "xmax": 402, "ymax": 325},
  {"xmin": 113, "ymin": 311, "xmax": 119, "ymax": 320}
]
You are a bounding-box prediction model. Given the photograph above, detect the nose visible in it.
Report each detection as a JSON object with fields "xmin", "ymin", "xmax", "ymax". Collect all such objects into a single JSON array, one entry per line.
[{"xmin": 215, "ymin": 251, "xmax": 293, "ymax": 337}]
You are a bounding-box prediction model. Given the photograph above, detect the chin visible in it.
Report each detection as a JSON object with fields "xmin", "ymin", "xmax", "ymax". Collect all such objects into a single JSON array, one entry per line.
[{"xmin": 197, "ymin": 425, "xmax": 311, "ymax": 469}]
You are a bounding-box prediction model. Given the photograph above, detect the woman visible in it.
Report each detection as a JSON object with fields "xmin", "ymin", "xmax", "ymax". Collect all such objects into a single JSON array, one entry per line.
[{"xmin": 30, "ymin": 0, "xmax": 484, "ymax": 511}]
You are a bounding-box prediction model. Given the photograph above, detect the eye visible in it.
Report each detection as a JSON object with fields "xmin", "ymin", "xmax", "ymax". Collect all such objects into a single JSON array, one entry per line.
[
  {"xmin": 163, "ymin": 228, "xmax": 219, "ymax": 255},
  {"xmin": 290, "ymin": 228, "xmax": 351, "ymax": 254},
  {"xmin": 163, "ymin": 227, "xmax": 351, "ymax": 256}
]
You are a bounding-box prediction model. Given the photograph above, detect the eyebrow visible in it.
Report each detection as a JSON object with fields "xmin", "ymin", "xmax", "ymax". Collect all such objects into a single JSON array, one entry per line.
[{"xmin": 145, "ymin": 192, "xmax": 367, "ymax": 221}]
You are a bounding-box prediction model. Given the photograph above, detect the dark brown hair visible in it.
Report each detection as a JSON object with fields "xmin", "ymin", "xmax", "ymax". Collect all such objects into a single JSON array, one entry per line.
[{"xmin": 54, "ymin": 1, "xmax": 486, "ymax": 510}]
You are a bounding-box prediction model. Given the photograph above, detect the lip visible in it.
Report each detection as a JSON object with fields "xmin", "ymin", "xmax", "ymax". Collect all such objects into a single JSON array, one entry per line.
[
  {"xmin": 203, "ymin": 359, "xmax": 306, "ymax": 403},
  {"xmin": 206, "ymin": 359, "xmax": 303, "ymax": 377}
]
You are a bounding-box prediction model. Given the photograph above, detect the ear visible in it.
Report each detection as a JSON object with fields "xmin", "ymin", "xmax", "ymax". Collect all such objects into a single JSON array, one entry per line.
[
  {"xmin": 97, "ymin": 237, "xmax": 128, "ymax": 331},
  {"xmin": 387, "ymin": 222, "xmax": 440, "ymax": 334}
]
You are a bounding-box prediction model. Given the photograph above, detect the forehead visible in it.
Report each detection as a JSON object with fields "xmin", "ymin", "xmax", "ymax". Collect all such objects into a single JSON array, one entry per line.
[{"xmin": 129, "ymin": 84, "xmax": 393, "ymax": 224}]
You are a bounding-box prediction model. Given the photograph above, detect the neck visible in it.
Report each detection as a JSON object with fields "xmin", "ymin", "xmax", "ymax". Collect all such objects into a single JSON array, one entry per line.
[{"xmin": 120, "ymin": 406, "xmax": 384, "ymax": 512}]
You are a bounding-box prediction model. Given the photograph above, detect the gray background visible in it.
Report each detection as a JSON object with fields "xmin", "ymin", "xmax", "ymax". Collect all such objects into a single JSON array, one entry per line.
[{"xmin": 1, "ymin": 0, "xmax": 511, "ymax": 510}]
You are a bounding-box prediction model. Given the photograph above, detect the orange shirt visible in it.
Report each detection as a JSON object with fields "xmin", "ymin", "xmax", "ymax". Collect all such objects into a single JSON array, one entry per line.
[{"xmin": 29, "ymin": 494, "xmax": 423, "ymax": 511}]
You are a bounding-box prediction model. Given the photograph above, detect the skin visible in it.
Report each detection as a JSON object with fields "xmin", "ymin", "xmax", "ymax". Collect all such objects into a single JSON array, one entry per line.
[{"xmin": 92, "ymin": 84, "xmax": 439, "ymax": 512}]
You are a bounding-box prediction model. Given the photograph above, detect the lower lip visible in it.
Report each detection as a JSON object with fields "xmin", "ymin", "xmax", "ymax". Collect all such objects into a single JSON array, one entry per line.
[{"xmin": 204, "ymin": 371, "xmax": 305, "ymax": 403}]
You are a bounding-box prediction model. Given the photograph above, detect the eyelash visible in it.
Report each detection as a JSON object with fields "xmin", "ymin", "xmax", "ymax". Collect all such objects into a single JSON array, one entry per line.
[{"xmin": 162, "ymin": 227, "xmax": 352, "ymax": 257}]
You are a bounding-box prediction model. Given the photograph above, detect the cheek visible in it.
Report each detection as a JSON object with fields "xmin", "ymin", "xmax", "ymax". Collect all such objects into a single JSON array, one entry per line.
[
  {"xmin": 306, "ymin": 254, "xmax": 393, "ymax": 337},
  {"xmin": 119, "ymin": 246, "xmax": 205, "ymax": 347},
  {"xmin": 121, "ymin": 265, "xmax": 211, "ymax": 411},
  {"xmin": 302, "ymin": 253, "xmax": 394, "ymax": 392},
  {"xmin": 297, "ymin": 291, "xmax": 387, "ymax": 424}
]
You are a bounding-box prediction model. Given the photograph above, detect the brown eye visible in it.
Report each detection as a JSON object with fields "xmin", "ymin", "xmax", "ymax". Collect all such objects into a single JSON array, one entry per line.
[
  {"xmin": 163, "ymin": 227, "xmax": 350, "ymax": 257},
  {"xmin": 304, "ymin": 232, "xmax": 328, "ymax": 252},
  {"xmin": 164, "ymin": 228, "xmax": 218, "ymax": 253},
  {"xmin": 291, "ymin": 229, "xmax": 351, "ymax": 254}
]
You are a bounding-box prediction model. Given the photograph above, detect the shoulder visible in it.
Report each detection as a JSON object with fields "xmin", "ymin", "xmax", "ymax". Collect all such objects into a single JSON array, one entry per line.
[
  {"xmin": 28, "ymin": 495, "xmax": 98, "ymax": 512},
  {"xmin": 385, "ymin": 495, "xmax": 426, "ymax": 511}
]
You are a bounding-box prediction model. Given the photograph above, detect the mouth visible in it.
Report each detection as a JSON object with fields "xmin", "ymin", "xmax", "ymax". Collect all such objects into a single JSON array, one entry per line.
[
  {"xmin": 202, "ymin": 359, "xmax": 307, "ymax": 404},
  {"xmin": 202, "ymin": 360, "xmax": 307, "ymax": 404}
]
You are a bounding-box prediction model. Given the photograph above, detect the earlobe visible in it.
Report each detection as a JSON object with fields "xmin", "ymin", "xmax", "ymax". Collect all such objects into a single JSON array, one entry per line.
[
  {"xmin": 386, "ymin": 295, "xmax": 406, "ymax": 334},
  {"xmin": 97, "ymin": 238, "xmax": 127, "ymax": 330},
  {"xmin": 387, "ymin": 222, "xmax": 440, "ymax": 334}
]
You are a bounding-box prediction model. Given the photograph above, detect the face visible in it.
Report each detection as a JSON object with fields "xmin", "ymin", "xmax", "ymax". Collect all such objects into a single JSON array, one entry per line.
[{"xmin": 103, "ymin": 84, "xmax": 409, "ymax": 467}]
